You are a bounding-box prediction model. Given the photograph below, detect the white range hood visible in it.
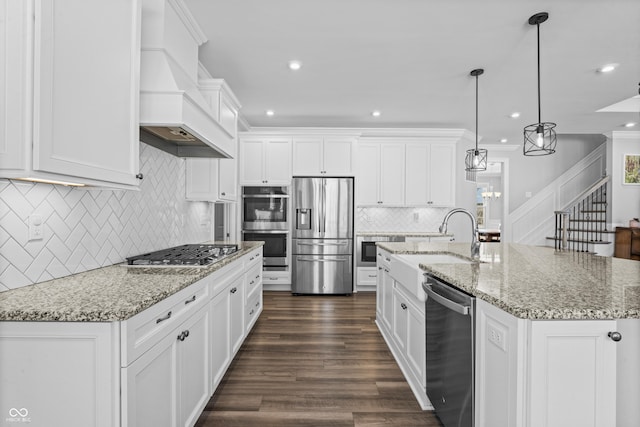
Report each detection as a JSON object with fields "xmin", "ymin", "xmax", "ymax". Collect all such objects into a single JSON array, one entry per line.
[{"xmin": 139, "ymin": 0, "xmax": 233, "ymax": 158}]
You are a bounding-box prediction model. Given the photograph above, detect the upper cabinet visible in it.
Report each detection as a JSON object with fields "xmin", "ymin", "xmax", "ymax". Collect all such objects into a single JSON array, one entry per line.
[
  {"xmin": 239, "ymin": 137, "xmax": 292, "ymax": 186},
  {"xmin": 356, "ymin": 139, "xmax": 456, "ymax": 207},
  {"xmin": 0, "ymin": 0, "xmax": 142, "ymax": 188},
  {"xmin": 292, "ymin": 137, "xmax": 355, "ymax": 176},
  {"xmin": 186, "ymin": 79, "xmax": 241, "ymax": 202}
]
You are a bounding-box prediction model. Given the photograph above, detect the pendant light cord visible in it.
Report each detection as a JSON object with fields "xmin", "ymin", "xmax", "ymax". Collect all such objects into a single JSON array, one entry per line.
[
  {"xmin": 537, "ymin": 21, "xmax": 542, "ymax": 125},
  {"xmin": 475, "ymin": 73, "xmax": 479, "ymax": 150}
]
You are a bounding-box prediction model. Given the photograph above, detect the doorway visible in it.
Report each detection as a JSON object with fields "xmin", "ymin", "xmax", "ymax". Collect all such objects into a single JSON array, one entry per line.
[{"xmin": 476, "ymin": 159, "xmax": 509, "ymax": 242}]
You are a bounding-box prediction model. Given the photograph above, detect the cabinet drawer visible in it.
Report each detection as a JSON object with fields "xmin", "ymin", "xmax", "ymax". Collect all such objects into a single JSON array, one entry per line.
[
  {"xmin": 263, "ymin": 271, "xmax": 289, "ymax": 285},
  {"xmin": 121, "ymin": 277, "xmax": 210, "ymax": 367},
  {"xmin": 245, "ymin": 249, "xmax": 263, "ymax": 270},
  {"xmin": 245, "ymin": 292, "xmax": 262, "ymax": 333},
  {"xmin": 245, "ymin": 264, "xmax": 262, "ymax": 300}
]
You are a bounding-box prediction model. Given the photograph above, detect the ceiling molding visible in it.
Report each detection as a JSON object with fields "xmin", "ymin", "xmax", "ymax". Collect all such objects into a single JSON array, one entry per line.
[
  {"xmin": 241, "ymin": 127, "xmax": 473, "ymax": 141},
  {"xmin": 168, "ymin": 0, "xmax": 208, "ymax": 45}
]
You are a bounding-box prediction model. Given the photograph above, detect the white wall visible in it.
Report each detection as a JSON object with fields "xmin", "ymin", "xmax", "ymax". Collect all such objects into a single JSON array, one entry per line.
[
  {"xmin": 504, "ymin": 134, "xmax": 605, "ymax": 212},
  {"xmin": 0, "ymin": 144, "xmax": 212, "ymax": 291},
  {"xmin": 610, "ymin": 131, "xmax": 640, "ymax": 226}
]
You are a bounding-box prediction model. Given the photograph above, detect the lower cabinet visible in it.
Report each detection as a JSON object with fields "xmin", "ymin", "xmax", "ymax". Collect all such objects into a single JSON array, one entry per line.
[
  {"xmin": 476, "ymin": 299, "xmax": 623, "ymax": 427},
  {"xmin": 0, "ymin": 247, "xmax": 263, "ymax": 427},
  {"xmin": 122, "ymin": 304, "xmax": 210, "ymax": 427}
]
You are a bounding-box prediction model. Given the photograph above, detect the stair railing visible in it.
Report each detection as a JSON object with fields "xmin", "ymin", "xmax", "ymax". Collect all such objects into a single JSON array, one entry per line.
[{"xmin": 554, "ymin": 175, "xmax": 610, "ymax": 252}]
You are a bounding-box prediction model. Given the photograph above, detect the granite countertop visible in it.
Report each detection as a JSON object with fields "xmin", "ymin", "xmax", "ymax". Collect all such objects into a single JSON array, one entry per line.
[
  {"xmin": 377, "ymin": 241, "xmax": 640, "ymax": 320},
  {"xmin": 357, "ymin": 231, "xmax": 451, "ymax": 238},
  {"xmin": 0, "ymin": 242, "xmax": 264, "ymax": 322}
]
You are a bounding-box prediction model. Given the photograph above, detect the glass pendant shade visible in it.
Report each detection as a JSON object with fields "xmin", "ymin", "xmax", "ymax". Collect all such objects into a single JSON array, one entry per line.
[{"xmin": 465, "ymin": 147, "xmax": 488, "ymax": 171}]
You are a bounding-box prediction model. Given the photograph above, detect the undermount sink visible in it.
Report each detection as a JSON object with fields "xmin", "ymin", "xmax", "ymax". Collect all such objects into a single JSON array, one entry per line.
[{"xmin": 397, "ymin": 253, "xmax": 473, "ymax": 265}]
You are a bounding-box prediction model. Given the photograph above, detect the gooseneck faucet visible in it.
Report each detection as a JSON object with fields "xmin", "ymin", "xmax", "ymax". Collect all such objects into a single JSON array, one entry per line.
[{"xmin": 439, "ymin": 208, "xmax": 481, "ymax": 260}]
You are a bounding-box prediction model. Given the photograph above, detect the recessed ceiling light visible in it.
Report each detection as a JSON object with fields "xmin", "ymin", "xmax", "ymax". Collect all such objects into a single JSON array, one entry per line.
[
  {"xmin": 371, "ymin": 110, "xmax": 381, "ymax": 117},
  {"xmin": 510, "ymin": 112, "xmax": 520, "ymax": 119},
  {"xmin": 288, "ymin": 60, "xmax": 302, "ymax": 71},
  {"xmin": 500, "ymin": 138, "xmax": 508, "ymax": 144},
  {"xmin": 598, "ymin": 63, "xmax": 618, "ymax": 73},
  {"xmin": 265, "ymin": 110, "xmax": 275, "ymax": 116},
  {"xmin": 624, "ymin": 122, "xmax": 636, "ymax": 128}
]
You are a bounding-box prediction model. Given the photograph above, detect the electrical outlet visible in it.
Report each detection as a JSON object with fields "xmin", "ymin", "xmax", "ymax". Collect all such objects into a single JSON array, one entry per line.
[
  {"xmin": 28, "ymin": 215, "xmax": 44, "ymax": 241},
  {"xmin": 525, "ymin": 191, "xmax": 532, "ymax": 198},
  {"xmin": 413, "ymin": 212, "xmax": 419, "ymax": 222},
  {"xmin": 487, "ymin": 322, "xmax": 507, "ymax": 352}
]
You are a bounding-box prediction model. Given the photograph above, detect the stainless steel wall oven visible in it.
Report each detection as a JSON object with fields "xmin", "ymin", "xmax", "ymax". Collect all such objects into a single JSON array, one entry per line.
[{"xmin": 242, "ymin": 186, "xmax": 290, "ymax": 271}]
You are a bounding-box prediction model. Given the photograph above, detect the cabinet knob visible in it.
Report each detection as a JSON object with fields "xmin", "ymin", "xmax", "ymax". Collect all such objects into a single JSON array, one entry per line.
[
  {"xmin": 221, "ymin": 192, "xmax": 226, "ymax": 196},
  {"xmin": 608, "ymin": 331, "xmax": 622, "ymax": 342},
  {"xmin": 135, "ymin": 173, "xmax": 144, "ymax": 180}
]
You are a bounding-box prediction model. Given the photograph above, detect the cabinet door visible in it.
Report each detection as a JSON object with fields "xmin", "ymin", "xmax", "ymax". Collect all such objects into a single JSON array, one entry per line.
[
  {"xmin": 177, "ymin": 306, "xmax": 211, "ymax": 427},
  {"xmin": 229, "ymin": 277, "xmax": 245, "ymax": 355},
  {"xmin": 210, "ymin": 288, "xmax": 231, "ymax": 391},
  {"xmin": 405, "ymin": 143, "xmax": 430, "ymax": 205},
  {"xmin": 123, "ymin": 331, "xmax": 177, "ymax": 427},
  {"xmin": 293, "ymin": 137, "xmax": 323, "ymax": 175},
  {"xmin": 406, "ymin": 299, "xmax": 426, "ymax": 386},
  {"xmin": 357, "ymin": 143, "xmax": 380, "ymax": 205},
  {"xmin": 186, "ymin": 158, "xmax": 218, "ymax": 201},
  {"xmin": 380, "ymin": 144, "xmax": 405, "ymax": 205},
  {"xmin": 529, "ymin": 320, "xmax": 617, "ymax": 427},
  {"xmin": 428, "ymin": 144, "xmax": 456, "ymax": 206},
  {"xmin": 264, "ymin": 139, "xmax": 292, "ymax": 184},
  {"xmin": 240, "ymin": 139, "xmax": 266, "ymax": 184},
  {"xmin": 34, "ymin": 0, "xmax": 140, "ymax": 186},
  {"xmin": 323, "ymin": 138, "xmax": 354, "ymax": 175},
  {"xmin": 218, "ymin": 142, "xmax": 238, "ymax": 202},
  {"xmin": 392, "ymin": 288, "xmax": 408, "ymax": 352},
  {"xmin": 381, "ymin": 267, "xmax": 394, "ymax": 332}
]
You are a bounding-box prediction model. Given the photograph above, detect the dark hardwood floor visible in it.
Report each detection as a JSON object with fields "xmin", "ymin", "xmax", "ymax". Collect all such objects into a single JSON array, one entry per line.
[{"xmin": 195, "ymin": 291, "xmax": 443, "ymax": 427}]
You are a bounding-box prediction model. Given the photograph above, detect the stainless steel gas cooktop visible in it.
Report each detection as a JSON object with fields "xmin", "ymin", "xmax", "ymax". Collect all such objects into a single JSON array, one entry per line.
[{"xmin": 126, "ymin": 244, "xmax": 238, "ymax": 267}]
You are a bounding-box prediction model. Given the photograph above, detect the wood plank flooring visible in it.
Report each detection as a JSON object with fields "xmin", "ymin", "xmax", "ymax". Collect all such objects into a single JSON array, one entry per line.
[{"xmin": 195, "ymin": 291, "xmax": 443, "ymax": 427}]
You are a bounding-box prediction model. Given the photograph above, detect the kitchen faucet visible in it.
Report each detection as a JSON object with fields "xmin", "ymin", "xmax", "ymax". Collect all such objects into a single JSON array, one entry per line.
[{"xmin": 439, "ymin": 208, "xmax": 481, "ymax": 260}]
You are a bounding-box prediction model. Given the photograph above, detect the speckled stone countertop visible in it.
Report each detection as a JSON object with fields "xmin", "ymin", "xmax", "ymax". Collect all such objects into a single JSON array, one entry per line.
[
  {"xmin": 357, "ymin": 231, "xmax": 451, "ymax": 238},
  {"xmin": 377, "ymin": 241, "xmax": 640, "ymax": 320},
  {"xmin": 0, "ymin": 242, "xmax": 264, "ymax": 322}
]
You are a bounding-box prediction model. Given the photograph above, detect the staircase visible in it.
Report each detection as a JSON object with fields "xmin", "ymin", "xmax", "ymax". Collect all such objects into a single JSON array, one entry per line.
[{"xmin": 548, "ymin": 176, "xmax": 613, "ymax": 253}]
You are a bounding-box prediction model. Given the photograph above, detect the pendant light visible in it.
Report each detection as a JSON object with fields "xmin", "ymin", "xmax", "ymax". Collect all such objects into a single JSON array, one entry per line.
[
  {"xmin": 524, "ymin": 12, "xmax": 557, "ymax": 156},
  {"xmin": 465, "ymin": 68, "xmax": 488, "ymax": 172}
]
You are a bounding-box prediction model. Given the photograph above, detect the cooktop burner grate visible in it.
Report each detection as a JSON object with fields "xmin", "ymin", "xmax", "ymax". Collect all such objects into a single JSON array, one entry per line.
[{"xmin": 126, "ymin": 244, "xmax": 238, "ymax": 266}]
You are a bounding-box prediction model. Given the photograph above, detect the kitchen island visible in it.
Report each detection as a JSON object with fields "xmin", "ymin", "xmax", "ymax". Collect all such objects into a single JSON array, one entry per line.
[
  {"xmin": 376, "ymin": 241, "xmax": 640, "ymax": 427},
  {"xmin": 0, "ymin": 242, "xmax": 263, "ymax": 427}
]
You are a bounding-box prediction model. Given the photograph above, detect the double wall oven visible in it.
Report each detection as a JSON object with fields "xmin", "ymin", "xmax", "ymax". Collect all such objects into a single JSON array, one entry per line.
[{"xmin": 241, "ymin": 186, "xmax": 289, "ymax": 272}]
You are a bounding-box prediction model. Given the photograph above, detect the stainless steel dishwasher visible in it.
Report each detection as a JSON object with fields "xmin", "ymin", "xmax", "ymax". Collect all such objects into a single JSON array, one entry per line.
[{"xmin": 423, "ymin": 273, "xmax": 475, "ymax": 427}]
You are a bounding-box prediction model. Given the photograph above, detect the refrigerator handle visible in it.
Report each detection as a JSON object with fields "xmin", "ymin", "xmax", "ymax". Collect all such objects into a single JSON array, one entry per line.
[{"xmin": 321, "ymin": 179, "xmax": 326, "ymax": 235}]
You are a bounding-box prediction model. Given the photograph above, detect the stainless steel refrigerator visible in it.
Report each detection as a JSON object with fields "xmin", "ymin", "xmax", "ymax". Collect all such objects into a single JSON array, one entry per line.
[{"xmin": 292, "ymin": 177, "xmax": 354, "ymax": 295}]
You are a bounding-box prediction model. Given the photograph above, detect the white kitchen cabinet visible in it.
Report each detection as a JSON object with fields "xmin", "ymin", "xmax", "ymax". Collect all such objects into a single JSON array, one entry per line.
[
  {"xmin": 392, "ymin": 284, "xmax": 426, "ymax": 388},
  {"xmin": 356, "ymin": 266, "xmax": 378, "ymax": 291},
  {"xmin": 123, "ymin": 304, "xmax": 210, "ymax": 427},
  {"xmin": 0, "ymin": 322, "xmax": 119, "ymax": 426},
  {"xmin": 239, "ymin": 137, "xmax": 292, "ymax": 185},
  {"xmin": 0, "ymin": 0, "xmax": 142, "ymax": 188},
  {"xmin": 377, "ymin": 249, "xmax": 395, "ymax": 332},
  {"xmin": 357, "ymin": 142, "xmax": 405, "ymax": 205},
  {"xmin": 405, "ymin": 143, "xmax": 456, "ymax": 206},
  {"xmin": 187, "ymin": 80, "xmax": 241, "ymax": 202},
  {"xmin": 292, "ymin": 137, "xmax": 354, "ymax": 176},
  {"xmin": 185, "ymin": 153, "xmax": 237, "ymax": 202},
  {"xmin": 476, "ymin": 299, "xmax": 619, "ymax": 427},
  {"xmin": 229, "ymin": 277, "xmax": 245, "ymax": 355}
]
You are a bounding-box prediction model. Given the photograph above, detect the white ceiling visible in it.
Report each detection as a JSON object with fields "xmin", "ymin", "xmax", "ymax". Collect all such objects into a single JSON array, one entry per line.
[{"xmin": 185, "ymin": 0, "xmax": 640, "ymax": 146}]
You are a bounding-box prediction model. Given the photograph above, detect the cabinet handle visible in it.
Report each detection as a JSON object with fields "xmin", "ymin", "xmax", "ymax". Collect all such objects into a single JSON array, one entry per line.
[
  {"xmin": 608, "ymin": 331, "xmax": 622, "ymax": 342},
  {"xmin": 221, "ymin": 192, "xmax": 226, "ymax": 196},
  {"xmin": 385, "ymin": 257, "xmax": 391, "ymax": 262},
  {"xmin": 249, "ymin": 309, "xmax": 255, "ymax": 315},
  {"xmin": 250, "ymin": 280, "xmax": 255, "ymax": 285},
  {"xmin": 250, "ymin": 256, "xmax": 255, "ymax": 261},
  {"xmin": 156, "ymin": 311, "xmax": 172, "ymax": 324},
  {"xmin": 368, "ymin": 274, "xmax": 377, "ymax": 278},
  {"xmin": 184, "ymin": 295, "xmax": 196, "ymax": 305},
  {"xmin": 255, "ymin": 274, "xmax": 260, "ymax": 279},
  {"xmin": 177, "ymin": 330, "xmax": 190, "ymax": 341},
  {"xmin": 255, "ymin": 301, "xmax": 260, "ymax": 307},
  {"xmin": 378, "ymin": 266, "xmax": 383, "ymax": 270},
  {"xmin": 269, "ymin": 277, "xmax": 278, "ymax": 280},
  {"xmin": 384, "ymin": 268, "xmax": 390, "ymax": 273},
  {"xmin": 401, "ymin": 303, "xmax": 407, "ymax": 310},
  {"xmin": 230, "ymin": 287, "xmax": 238, "ymax": 294},
  {"xmin": 136, "ymin": 173, "xmax": 144, "ymax": 180}
]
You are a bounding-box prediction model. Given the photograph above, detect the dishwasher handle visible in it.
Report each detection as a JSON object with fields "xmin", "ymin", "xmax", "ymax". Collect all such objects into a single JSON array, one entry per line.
[{"xmin": 423, "ymin": 284, "xmax": 470, "ymax": 316}]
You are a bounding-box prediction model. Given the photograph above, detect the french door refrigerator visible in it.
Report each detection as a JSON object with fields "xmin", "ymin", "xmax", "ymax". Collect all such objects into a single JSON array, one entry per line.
[{"xmin": 292, "ymin": 177, "xmax": 354, "ymax": 295}]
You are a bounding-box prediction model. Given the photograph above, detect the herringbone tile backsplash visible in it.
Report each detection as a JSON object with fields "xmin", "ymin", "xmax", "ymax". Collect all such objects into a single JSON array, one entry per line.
[
  {"xmin": 0, "ymin": 144, "xmax": 212, "ymax": 291},
  {"xmin": 356, "ymin": 206, "xmax": 450, "ymax": 232}
]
